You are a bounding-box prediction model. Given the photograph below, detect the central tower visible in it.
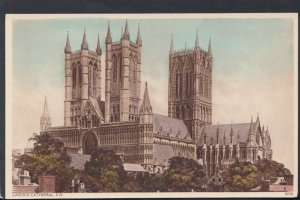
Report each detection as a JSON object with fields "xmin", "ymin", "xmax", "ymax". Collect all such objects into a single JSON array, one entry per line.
[
  {"xmin": 168, "ymin": 31, "xmax": 213, "ymax": 142},
  {"xmin": 105, "ymin": 21, "xmax": 142, "ymax": 123}
]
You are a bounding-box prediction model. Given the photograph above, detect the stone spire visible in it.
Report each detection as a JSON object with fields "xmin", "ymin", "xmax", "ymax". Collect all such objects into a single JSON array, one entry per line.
[
  {"xmin": 139, "ymin": 82, "xmax": 153, "ymax": 124},
  {"xmin": 194, "ymin": 29, "xmax": 200, "ymax": 50},
  {"xmin": 96, "ymin": 34, "xmax": 102, "ymax": 55},
  {"xmin": 248, "ymin": 116, "xmax": 256, "ymax": 146},
  {"xmin": 208, "ymin": 37, "xmax": 212, "ymax": 57},
  {"xmin": 42, "ymin": 96, "xmax": 50, "ymax": 118},
  {"xmin": 40, "ymin": 97, "xmax": 52, "ymax": 132},
  {"xmin": 140, "ymin": 82, "xmax": 152, "ymax": 113},
  {"xmin": 136, "ymin": 23, "xmax": 142, "ymax": 46},
  {"xmin": 120, "ymin": 26, "xmax": 123, "ymax": 40},
  {"xmin": 81, "ymin": 28, "xmax": 88, "ymax": 50},
  {"xmin": 122, "ymin": 19, "xmax": 130, "ymax": 40},
  {"xmin": 169, "ymin": 34, "xmax": 174, "ymax": 54},
  {"xmin": 105, "ymin": 21, "xmax": 112, "ymax": 44},
  {"xmin": 64, "ymin": 31, "xmax": 71, "ymax": 53}
]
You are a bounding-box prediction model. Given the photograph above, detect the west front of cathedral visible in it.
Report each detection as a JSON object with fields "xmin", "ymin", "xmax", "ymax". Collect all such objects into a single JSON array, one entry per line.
[{"xmin": 40, "ymin": 20, "xmax": 272, "ymax": 176}]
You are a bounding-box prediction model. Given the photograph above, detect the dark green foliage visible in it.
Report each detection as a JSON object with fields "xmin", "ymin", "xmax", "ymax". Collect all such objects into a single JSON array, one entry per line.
[
  {"xmin": 255, "ymin": 159, "xmax": 291, "ymax": 183},
  {"xmin": 206, "ymin": 174, "xmax": 224, "ymax": 192},
  {"xmin": 123, "ymin": 173, "xmax": 164, "ymax": 192},
  {"xmin": 83, "ymin": 148, "xmax": 126, "ymax": 192},
  {"xmin": 18, "ymin": 133, "xmax": 75, "ymax": 192},
  {"xmin": 163, "ymin": 156, "xmax": 208, "ymax": 192},
  {"xmin": 219, "ymin": 161, "xmax": 261, "ymax": 192}
]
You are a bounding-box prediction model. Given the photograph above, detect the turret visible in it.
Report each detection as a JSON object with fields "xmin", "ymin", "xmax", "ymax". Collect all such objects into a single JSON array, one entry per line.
[
  {"xmin": 216, "ymin": 127, "xmax": 219, "ymax": 144},
  {"xmin": 223, "ymin": 131, "xmax": 226, "ymax": 145},
  {"xmin": 122, "ymin": 19, "xmax": 130, "ymax": 40},
  {"xmin": 105, "ymin": 21, "xmax": 112, "ymax": 44},
  {"xmin": 230, "ymin": 125, "xmax": 233, "ymax": 144},
  {"xmin": 96, "ymin": 34, "xmax": 102, "ymax": 55},
  {"xmin": 81, "ymin": 28, "xmax": 88, "ymax": 50},
  {"xmin": 139, "ymin": 82, "xmax": 153, "ymax": 124},
  {"xmin": 169, "ymin": 34, "xmax": 174, "ymax": 54},
  {"xmin": 136, "ymin": 23, "xmax": 142, "ymax": 46},
  {"xmin": 207, "ymin": 37, "xmax": 212, "ymax": 57},
  {"xmin": 64, "ymin": 31, "xmax": 71, "ymax": 53},
  {"xmin": 194, "ymin": 29, "xmax": 200, "ymax": 50}
]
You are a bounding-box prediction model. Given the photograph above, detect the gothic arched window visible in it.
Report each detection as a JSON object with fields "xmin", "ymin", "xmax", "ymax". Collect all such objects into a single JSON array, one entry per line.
[
  {"xmin": 112, "ymin": 55, "xmax": 117, "ymax": 82},
  {"xmin": 78, "ymin": 63, "xmax": 82, "ymax": 86},
  {"xmin": 189, "ymin": 71, "xmax": 193, "ymax": 95},
  {"xmin": 181, "ymin": 106, "xmax": 185, "ymax": 120},
  {"xmin": 204, "ymin": 75, "xmax": 208, "ymax": 97},
  {"xmin": 88, "ymin": 62, "xmax": 93, "ymax": 96},
  {"xmin": 175, "ymin": 73, "xmax": 179, "ymax": 96},
  {"xmin": 93, "ymin": 64, "xmax": 97, "ymax": 96},
  {"xmin": 185, "ymin": 72, "xmax": 189, "ymax": 96},
  {"xmin": 200, "ymin": 73, "xmax": 203, "ymax": 95},
  {"xmin": 72, "ymin": 64, "xmax": 76, "ymax": 89},
  {"xmin": 176, "ymin": 106, "xmax": 180, "ymax": 118}
]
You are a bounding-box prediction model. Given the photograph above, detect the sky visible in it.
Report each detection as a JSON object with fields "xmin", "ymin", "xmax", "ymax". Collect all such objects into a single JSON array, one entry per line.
[{"xmin": 8, "ymin": 14, "xmax": 296, "ymax": 173}]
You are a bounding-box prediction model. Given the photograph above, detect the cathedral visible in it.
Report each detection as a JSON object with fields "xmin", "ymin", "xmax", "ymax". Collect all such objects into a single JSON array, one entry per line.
[{"xmin": 40, "ymin": 20, "xmax": 272, "ymax": 176}]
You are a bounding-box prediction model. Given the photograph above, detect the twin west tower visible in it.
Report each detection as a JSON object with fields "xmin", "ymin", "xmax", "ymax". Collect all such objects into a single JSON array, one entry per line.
[
  {"xmin": 64, "ymin": 21, "xmax": 143, "ymax": 128},
  {"xmin": 42, "ymin": 20, "xmax": 272, "ymax": 175},
  {"xmin": 63, "ymin": 20, "xmax": 212, "ymax": 141}
]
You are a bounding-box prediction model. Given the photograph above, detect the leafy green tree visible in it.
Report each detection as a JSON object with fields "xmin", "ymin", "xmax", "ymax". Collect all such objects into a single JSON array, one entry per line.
[
  {"xmin": 18, "ymin": 133, "xmax": 75, "ymax": 192},
  {"xmin": 220, "ymin": 161, "xmax": 262, "ymax": 192},
  {"xmin": 255, "ymin": 159, "xmax": 291, "ymax": 183},
  {"xmin": 83, "ymin": 148, "xmax": 126, "ymax": 192},
  {"xmin": 163, "ymin": 156, "xmax": 208, "ymax": 192}
]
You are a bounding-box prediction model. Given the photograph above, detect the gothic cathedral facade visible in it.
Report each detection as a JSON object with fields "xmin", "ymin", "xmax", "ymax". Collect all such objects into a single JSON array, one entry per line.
[{"xmin": 40, "ymin": 20, "xmax": 272, "ymax": 176}]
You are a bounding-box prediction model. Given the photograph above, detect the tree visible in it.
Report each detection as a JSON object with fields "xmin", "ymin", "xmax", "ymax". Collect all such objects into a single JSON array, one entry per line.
[
  {"xmin": 83, "ymin": 148, "xmax": 126, "ymax": 192},
  {"xmin": 255, "ymin": 159, "xmax": 291, "ymax": 183},
  {"xmin": 18, "ymin": 133, "xmax": 75, "ymax": 192},
  {"xmin": 163, "ymin": 156, "xmax": 208, "ymax": 192},
  {"xmin": 123, "ymin": 172, "xmax": 164, "ymax": 192},
  {"xmin": 220, "ymin": 161, "xmax": 262, "ymax": 192}
]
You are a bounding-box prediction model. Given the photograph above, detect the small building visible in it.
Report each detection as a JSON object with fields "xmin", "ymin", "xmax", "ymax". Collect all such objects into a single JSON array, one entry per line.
[
  {"xmin": 12, "ymin": 170, "xmax": 39, "ymax": 194},
  {"xmin": 269, "ymin": 176, "xmax": 293, "ymax": 192},
  {"xmin": 123, "ymin": 163, "xmax": 148, "ymax": 175}
]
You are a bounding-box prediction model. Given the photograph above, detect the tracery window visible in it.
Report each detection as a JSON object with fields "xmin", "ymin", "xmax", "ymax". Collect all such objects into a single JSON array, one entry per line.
[
  {"xmin": 93, "ymin": 64, "xmax": 97, "ymax": 96},
  {"xmin": 200, "ymin": 73, "xmax": 203, "ymax": 95},
  {"xmin": 204, "ymin": 75, "xmax": 208, "ymax": 97}
]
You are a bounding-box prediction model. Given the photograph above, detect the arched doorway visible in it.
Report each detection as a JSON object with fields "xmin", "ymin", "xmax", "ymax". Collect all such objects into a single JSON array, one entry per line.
[{"xmin": 83, "ymin": 132, "xmax": 98, "ymax": 155}]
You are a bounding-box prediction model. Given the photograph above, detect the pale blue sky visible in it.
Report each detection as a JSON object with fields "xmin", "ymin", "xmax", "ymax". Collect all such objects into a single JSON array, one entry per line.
[{"xmin": 10, "ymin": 16, "xmax": 295, "ymax": 172}]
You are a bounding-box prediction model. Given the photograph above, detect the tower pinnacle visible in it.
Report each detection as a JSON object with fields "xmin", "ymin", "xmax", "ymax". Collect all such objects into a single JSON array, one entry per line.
[
  {"xmin": 208, "ymin": 37, "xmax": 212, "ymax": 57},
  {"xmin": 81, "ymin": 28, "xmax": 88, "ymax": 50},
  {"xmin": 64, "ymin": 31, "xmax": 71, "ymax": 53},
  {"xmin": 122, "ymin": 19, "xmax": 130, "ymax": 40},
  {"xmin": 136, "ymin": 23, "xmax": 142, "ymax": 46},
  {"xmin": 194, "ymin": 29, "xmax": 200, "ymax": 50},
  {"xmin": 139, "ymin": 82, "xmax": 153, "ymax": 124},
  {"xmin": 169, "ymin": 34, "xmax": 174, "ymax": 54},
  {"xmin": 96, "ymin": 34, "xmax": 102, "ymax": 55},
  {"xmin": 105, "ymin": 21, "xmax": 112, "ymax": 44}
]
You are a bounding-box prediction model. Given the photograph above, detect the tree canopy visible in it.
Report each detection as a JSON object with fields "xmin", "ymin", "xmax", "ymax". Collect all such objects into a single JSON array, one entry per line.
[
  {"xmin": 163, "ymin": 156, "xmax": 208, "ymax": 192},
  {"xmin": 83, "ymin": 148, "xmax": 126, "ymax": 192},
  {"xmin": 255, "ymin": 159, "xmax": 291, "ymax": 183},
  {"xmin": 18, "ymin": 133, "xmax": 75, "ymax": 192}
]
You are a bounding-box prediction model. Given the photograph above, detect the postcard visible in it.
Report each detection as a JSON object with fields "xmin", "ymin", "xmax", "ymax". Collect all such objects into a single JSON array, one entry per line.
[{"xmin": 5, "ymin": 13, "xmax": 298, "ymax": 198}]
